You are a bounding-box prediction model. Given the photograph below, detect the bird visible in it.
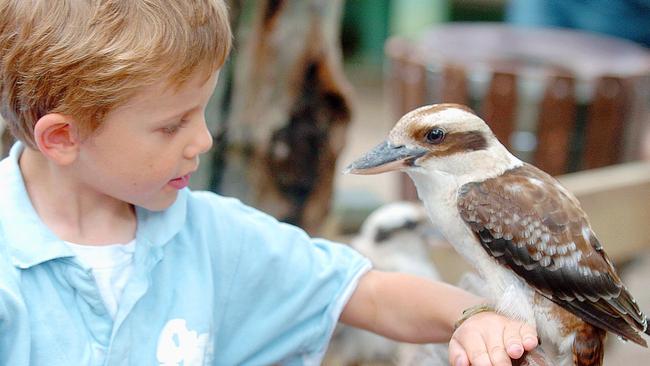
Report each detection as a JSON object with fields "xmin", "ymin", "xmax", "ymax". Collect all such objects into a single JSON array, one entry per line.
[
  {"xmin": 345, "ymin": 103, "xmax": 649, "ymax": 366},
  {"xmin": 351, "ymin": 201, "xmax": 442, "ymax": 280},
  {"xmin": 325, "ymin": 201, "xmax": 443, "ymax": 366}
]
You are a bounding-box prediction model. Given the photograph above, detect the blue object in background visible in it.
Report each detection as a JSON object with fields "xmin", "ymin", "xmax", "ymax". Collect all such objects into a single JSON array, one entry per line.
[{"xmin": 507, "ymin": 0, "xmax": 650, "ymax": 47}]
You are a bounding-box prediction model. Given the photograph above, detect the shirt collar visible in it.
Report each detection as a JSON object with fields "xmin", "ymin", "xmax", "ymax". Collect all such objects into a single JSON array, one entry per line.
[
  {"xmin": 0, "ymin": 142, "xmax": 187, "ymax": 269},
  {"xmin": 135, "ymin": 189, "xmax": 187, "ymax": 248}
]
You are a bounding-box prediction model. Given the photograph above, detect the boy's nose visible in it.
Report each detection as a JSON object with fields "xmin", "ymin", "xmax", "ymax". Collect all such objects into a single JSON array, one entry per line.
[
  {"xmin": 196, "ymin": 121, "xmax": 214, "ymax": 153},
  {"xmin": 184, "ymin": 121, "xmax": 213, "ymax": 159}
]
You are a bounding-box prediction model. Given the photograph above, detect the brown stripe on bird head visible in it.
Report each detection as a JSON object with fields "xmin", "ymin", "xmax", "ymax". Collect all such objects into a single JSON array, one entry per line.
[
  {"xmin": 406, "ymin": 125, "xmax": 489, "ymax": 158},
  {"xmin": 408, "ymin": 103, "xmax": 477, "ymax": 119},
  {"xmin": 392, "ymin": 104, "xmax": 475, "ymax": 131},
  {"xmin": 439, "ymin": 131, "xmax": 489, "ymax": 156},
  {"xmin": 389, "ymin": 103, "xmax": 482, "ymax": 147}
]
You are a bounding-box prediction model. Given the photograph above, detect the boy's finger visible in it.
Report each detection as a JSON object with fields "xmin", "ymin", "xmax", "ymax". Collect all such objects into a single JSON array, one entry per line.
[
  {"xmin": 454, "ymin": 331, "xmax": 492, "ymax": 366},
  {"xmin": 448, "ymin": 338, "xmax": 469, "ymax": 366},
  {"xmin": 519, "ymin": 323, "xmax": 539, "ymax": 351},
  {"xmin": 484, "ymin": 326, "xmax": 513, "ymax": 366},
  {"xmin": 502, "ymin": 321, "xmax": 525, "ymax": 359}
]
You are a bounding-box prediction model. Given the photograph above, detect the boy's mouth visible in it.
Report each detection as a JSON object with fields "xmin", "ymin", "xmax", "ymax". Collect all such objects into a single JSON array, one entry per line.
[{"xmin": 168, "ymin": 174, "xmax": 191, "ymax": 190}]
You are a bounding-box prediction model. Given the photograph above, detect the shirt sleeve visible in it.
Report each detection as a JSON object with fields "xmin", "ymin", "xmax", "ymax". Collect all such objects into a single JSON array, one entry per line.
[
  {"xmin": 0, "ymin": 260, "xmax": 30, "ymax": 365},
  {"xmin": 207, "ymin": 195, "xmax": 372, "ymax": 366}
]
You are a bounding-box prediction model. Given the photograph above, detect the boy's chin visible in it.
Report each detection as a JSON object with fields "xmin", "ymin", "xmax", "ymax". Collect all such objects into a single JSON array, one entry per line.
[{"xmin": 137, "ymin": 192, "xmax": 179, "ymax": 212}]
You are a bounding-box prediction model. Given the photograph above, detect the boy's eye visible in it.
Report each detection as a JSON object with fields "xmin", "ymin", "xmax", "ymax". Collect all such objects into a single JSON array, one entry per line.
[
  {"xmin": 161, "ymin": 120, "xmax": 187, "ymax": 135},
  {"xmin": 162, "ymin": 125, "xmax": 180, "ymax": 134}
]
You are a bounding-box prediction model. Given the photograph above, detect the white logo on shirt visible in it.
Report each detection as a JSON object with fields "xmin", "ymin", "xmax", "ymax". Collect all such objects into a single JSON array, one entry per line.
[{"xmin": 156, "ymin": 319, "xmax": 214, "ymax": 366}]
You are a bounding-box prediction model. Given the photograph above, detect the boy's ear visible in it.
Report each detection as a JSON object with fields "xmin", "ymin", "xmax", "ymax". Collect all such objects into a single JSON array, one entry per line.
[{"xmin": 33, "ymin": 113, "xmax": 82, "ymax": 165}]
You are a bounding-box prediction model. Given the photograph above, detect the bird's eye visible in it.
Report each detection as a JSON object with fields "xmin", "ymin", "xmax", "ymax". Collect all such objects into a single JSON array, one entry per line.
[{"xmin": 425, "ymin": 128, "xmax": 445, "ymax": 144}]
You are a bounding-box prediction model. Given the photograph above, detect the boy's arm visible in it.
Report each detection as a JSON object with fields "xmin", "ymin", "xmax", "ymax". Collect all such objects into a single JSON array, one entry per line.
[{"xmin": 340, "ymin": 270, "xmax": 538, "ymax": 366}]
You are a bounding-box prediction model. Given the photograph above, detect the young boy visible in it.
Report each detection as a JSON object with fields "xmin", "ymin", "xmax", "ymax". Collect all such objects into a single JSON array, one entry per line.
[{"xmin": 0, "ymin": 1, "xmax": 537, "ymax": 365}]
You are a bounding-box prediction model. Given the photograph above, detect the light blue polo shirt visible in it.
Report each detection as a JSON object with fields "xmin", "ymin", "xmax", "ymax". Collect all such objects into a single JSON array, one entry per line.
[{"xmin": 0, "ymin": 143, "xmax": 371, "ymax": 365}]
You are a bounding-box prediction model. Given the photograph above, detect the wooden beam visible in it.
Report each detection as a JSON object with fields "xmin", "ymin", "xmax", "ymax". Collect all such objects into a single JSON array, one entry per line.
[
  {"xmin": 534, "ymin": 75, "xmax": 576, "ymax": 175},
  {"xmin": 582, "ymin": 76, "xmax": 627, "ymax": 169},
  {"xmin": 558, "ymin": 161, "xmax": 650, "ymax": 262},
  {"xmin": 482, "ymin": 72, "xmax": 517, "ymax": 149}
]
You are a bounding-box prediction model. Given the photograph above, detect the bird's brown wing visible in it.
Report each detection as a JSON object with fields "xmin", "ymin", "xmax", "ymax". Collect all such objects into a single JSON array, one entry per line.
[{"xmin": 458, "ymin": 163, "xmax": 649, "ymax": 345}]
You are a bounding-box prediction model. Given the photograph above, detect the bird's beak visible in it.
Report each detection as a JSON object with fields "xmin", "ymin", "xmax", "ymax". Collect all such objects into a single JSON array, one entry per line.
[{"xmin": 344, "ymin": 140, "xmax": 428, "ymax": 175}]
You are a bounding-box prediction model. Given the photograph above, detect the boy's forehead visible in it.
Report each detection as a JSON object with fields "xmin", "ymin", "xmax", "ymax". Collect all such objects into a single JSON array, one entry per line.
[{"xmin": 123, "ymin": 70, "xmax": 220, "ymax": 109}]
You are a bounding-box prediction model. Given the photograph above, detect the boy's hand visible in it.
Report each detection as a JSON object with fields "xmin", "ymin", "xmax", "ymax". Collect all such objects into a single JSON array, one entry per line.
[{"xmin": 448, "ymin": 311, "xmax": 538, "ymax": 366}]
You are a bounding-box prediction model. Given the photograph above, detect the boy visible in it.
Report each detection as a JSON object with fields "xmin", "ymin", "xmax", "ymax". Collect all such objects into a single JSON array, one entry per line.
[{"xmin": 0, "ymin": 1, "xmax": 537, "ymax": 365}]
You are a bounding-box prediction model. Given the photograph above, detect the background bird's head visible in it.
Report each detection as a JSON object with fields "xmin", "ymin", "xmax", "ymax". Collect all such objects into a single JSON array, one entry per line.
[
  {"xmin": 345, "ymin": 103, "xmax": 519, "ymax": 181},
  {"xmin": 350, "ymin": 201, "xmax": 442, "ymax": 279}
]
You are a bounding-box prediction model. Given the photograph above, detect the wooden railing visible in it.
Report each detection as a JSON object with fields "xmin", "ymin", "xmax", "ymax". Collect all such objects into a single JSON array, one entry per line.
[{"xmin": 385, "ymin": 23, "xmax": 650, "ymax": 200}]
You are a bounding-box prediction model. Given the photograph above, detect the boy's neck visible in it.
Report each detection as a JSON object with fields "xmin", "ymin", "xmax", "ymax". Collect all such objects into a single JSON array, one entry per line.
[{"xmin": 19, "ymin": 148, "xmax": 137, "ymax": 246}]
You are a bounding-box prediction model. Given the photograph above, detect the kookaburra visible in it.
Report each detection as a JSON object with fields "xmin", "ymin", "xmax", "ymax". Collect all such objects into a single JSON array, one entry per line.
[{"xmin": 346, "ymin": 103, "xmax": 649, "ymax": 366}]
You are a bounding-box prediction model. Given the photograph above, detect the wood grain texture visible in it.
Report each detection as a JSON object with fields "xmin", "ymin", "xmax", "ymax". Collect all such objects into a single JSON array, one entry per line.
[
  {"xmin": 481, "ymin": 72, "xmax": 517, "ymax": 149},
  {"xmin": 583, "ymin": 76, "xmax": 627, "ymax": 170},
  {"xmin": 534, "ymin": 75, "xmax": 577, "ymax": 175}
]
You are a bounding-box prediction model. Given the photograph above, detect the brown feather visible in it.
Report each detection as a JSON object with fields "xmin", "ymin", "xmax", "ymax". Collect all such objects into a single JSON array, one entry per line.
[
  {"xmin": 458, "ymin": 163, "xmax": 649, "ymax": 346},
  {"xmin": 405, "ymin": 103, "xmax": 476, "ymax": 120},
  {"xmin": 572, "ymin": 324, "xmax": 606, "ymax": 366},
  {"xmin": 404, "ymin": 122, "xmax": 488, "ymax": 158}
]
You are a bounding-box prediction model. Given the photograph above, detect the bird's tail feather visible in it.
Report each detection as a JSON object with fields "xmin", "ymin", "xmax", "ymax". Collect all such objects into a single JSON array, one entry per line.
[
  {"xmin": 565, "ymin": 300, "xmax": 648, "ymax": 347},
  {"xmin": 573, "ymin": 325, "xmax": 606, "ymax": 366}
]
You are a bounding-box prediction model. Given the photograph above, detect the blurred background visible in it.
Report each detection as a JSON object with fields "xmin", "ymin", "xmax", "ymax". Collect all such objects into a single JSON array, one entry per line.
[
  {"xmin": 336, "ymin": 0, "xmax": 650, "ymax": 233},
  {"xmin": 328, "ymin": 2, "xmax": 650, "ymax": 365},
  {"xmin": 1, "ymin": 0, "xmax": 649, "ymax": 364}
]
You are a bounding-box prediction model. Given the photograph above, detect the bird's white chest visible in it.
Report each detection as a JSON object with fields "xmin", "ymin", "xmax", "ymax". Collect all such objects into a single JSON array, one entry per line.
[{"xmin": 409, "ymin": 172, "xmax": 537, "ymax": 323}]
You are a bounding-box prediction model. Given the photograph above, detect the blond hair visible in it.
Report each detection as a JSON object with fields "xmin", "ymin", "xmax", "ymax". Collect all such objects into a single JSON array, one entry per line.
[{"xmin": 0, "ymin": 0, "xmax": 231, "ymax": 148}]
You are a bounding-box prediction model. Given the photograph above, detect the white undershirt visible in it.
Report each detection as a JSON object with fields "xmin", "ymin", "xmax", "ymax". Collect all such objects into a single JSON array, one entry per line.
[{"xmin": 65, "ymin": 240, "xmax": 136, "ymax": 319}]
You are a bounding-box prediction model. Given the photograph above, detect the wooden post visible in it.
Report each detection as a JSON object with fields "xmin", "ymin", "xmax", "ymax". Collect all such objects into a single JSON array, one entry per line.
[
  {"xmin": 482, "ymin": 72, "xmax": 517, "ymax": 149},
  {"xmin": 441, "ymin": 64, "xmax": 468, "ymax": 105},
  {"xmin": 583, "ymin": 76, "xmax": 627, "ymax": 170},
  {"xmin": 386, "ymin": 38, "xmax": 427, "ymax": 202},
  {"xmin": 203, "ymin": 0, "xmax": 353, "ymax": 234},
  {"xmin": 534, "ymin": 75, "xmax": 577, "ymax": 175}
]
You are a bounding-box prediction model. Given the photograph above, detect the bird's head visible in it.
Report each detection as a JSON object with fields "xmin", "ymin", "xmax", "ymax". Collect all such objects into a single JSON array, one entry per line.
[{"xmin": 345, "ymin": 103, "xmax": 516, "ymax": 179}]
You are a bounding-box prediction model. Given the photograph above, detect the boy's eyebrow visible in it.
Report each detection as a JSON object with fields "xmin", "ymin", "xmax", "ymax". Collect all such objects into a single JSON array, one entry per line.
[
  {"xmin": 151, "ymin": 104, "xmax": 202, "ymax": 124},
  {"xmin": 150, "ymin": 110, "xmax": 191, "ymax": 126}
]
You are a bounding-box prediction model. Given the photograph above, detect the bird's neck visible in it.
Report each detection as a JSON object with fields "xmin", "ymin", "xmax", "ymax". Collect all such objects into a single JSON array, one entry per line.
[
  {"xmin": 413, "ymin": 144, "xmax": 522, "ymax": 191},
  {"xmin": 406, "ymin": 143, "xmax": 523, "ymax": 226},
  {"xmin": 456, "ymin": 144, "xmax": 522, "ymax": 184}
]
